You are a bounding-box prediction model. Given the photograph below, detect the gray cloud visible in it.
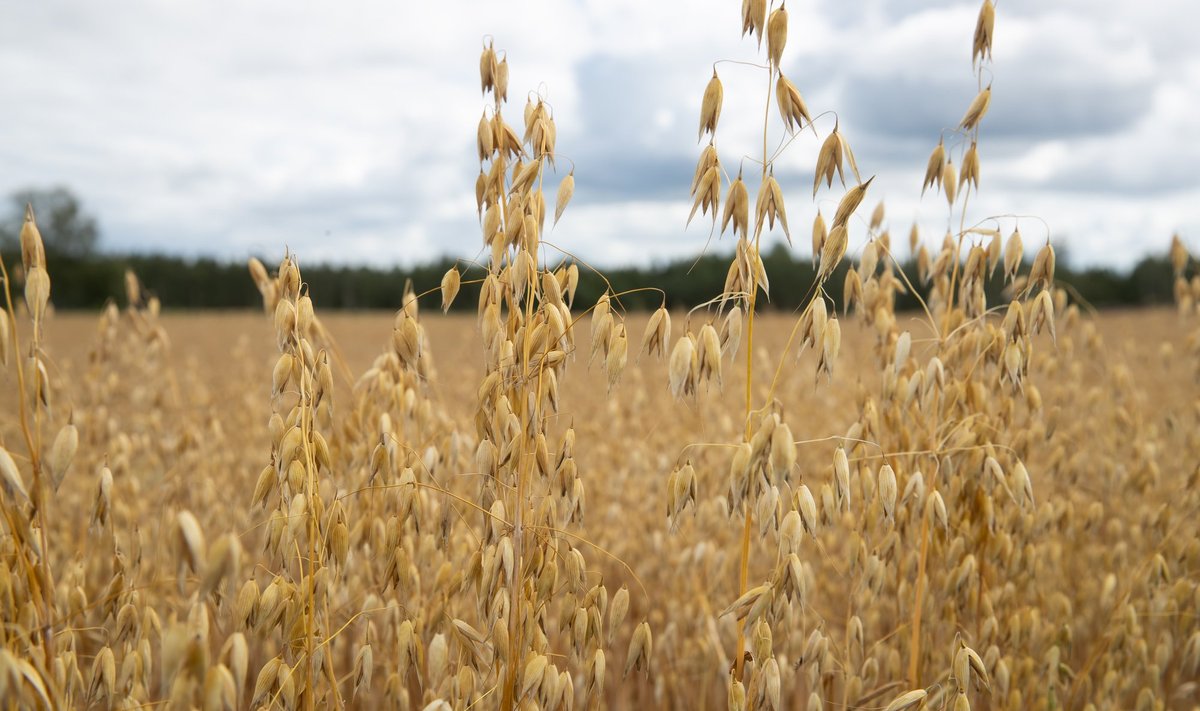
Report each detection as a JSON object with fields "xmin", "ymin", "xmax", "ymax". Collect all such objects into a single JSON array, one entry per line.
[{"xmin": 846, "ymin": 73, "xmax": 1150, "ymax": 141}]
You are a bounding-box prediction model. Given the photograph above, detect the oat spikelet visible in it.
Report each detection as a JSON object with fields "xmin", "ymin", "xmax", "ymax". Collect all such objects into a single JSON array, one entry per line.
[
  {"xmin": 869, "ymin": 201, "xmax": 885, "ymax": 231},
  {"xmin": 1004, "ymin": 228, "xmax": 1023, "ymax": 282},
  {"xmin": 729, "ymin": 676, "xmax": 747, "ymax": 711},
  {"xmin": 843, "ymin": 267, "xmax": 863, "ymax": 315},
  {"xmin": 959, "ymin": 85, "xmax": 992, "ymax": 131},
  {"xmin": 811, "ymin": 211, "xmax": 827, "ymax": 268},
  {"xmin": 754, "ymin": 172, "xmax": 790, "ymax": 243},
  {"xmin": 477, "ymin": 111, "xmax": 494, "ymax": 160},
  {"xmin": 690, "ymin": 143, "xmax": 719, "ymax": 196},
  {"xmin": 641, "ymin": 306, "xmax": 672, "ymax": 359},
  {"xmin": 1027, "ymin": 241, "xmax": 1056, "ymax": 294},
  {"xmin": 799, "ymin": 296, "xmax": 828, "ymax": 352},
  {"xmin": 942, "ymin": 160, "xmax": 958, "ymax": 206},
  {"xmin": 688, "ymin": 152, "xmax": 722, "ymax": 227},
  {"xmin": 878, "ymin": 464, "xmax": 897, "ymax": 521},
  {"xmin": 818, "ymin": 225, "xmax": 849, "ymax": 283},
  {"xmin": 814, "ymin": 128, "xmax": 842, "ymax": 196},
  {"xmin": 818, "ymin": 315, "xmax": 841, "ymax": 379},
  {"xmin": 668, "ymin": 334, "xmax": 697, "ymax": 400},
  {"xmin": 20, "ymin": 204, "xmax": 45, "ymax": 270},
  {"xmin": 440, "ymin": 267, "xmax": 461, "ymax": 313},
  {"xmin": 697, "ymin": 323, "xmax": 723, "ymax": 389},
  {"xmin": 973, "ymin": 0, "xmax": 995, "ymax": 65},
  {"xmin": 606, "ymin": 323, "xmax": 628, "ymax": 392},
  {"xmin": 479, "ymin": 41, "xmax": 497, "ymax": 94},
  {"xmin": 960, "ymin": 141, "xmax": 980, "ymax": 191},
  {"xmin": 699, "ymin": 70, "xmax": 723, "ymax": 140},
  {"xmin": 0, "ymin": 446, "xmax": 29, "ymax": 503},
  {"xmin": 609, "ymin": 585, "xmax": 630, "ymax": 645},
  {"xmin": 722, "ymin": 170, "xmax": 750, "ymax": 239},
  {"xmin": 475, "ymin": 169, "xmax": 488, "ymax": 217},
  {"xmin": 48, "ymin": 422, "xmax": 79, "ymax": 491},
  {"xmin": 720, "ymin": 305, "xmax": 743, "ymax": 359},
  {"xmin": 92, "ymin": 466, "xmax": 113, "ymax": 529},
  {"xmin": 884, "ymin": 689, "xmax": 928, "ymax": 711},
  {"xmin": 554, "ymin": 171, "xmax": 575, "ymax": 226},
  {"xmin": 922, "ymin": 139, "xmax": 945, "ymax": 195},
  {"xmin": 832, "ymin": 177, "xmax": 873, "ymax": 229},
  {"xmin": 25, "ymin": 266, "xmax": 50, "ymax": 330},
  {"xmin": 495, "ymin": 55, "xmax": 509, "ymax": 102},
  {"xmin": 624, "ymin": 621, "xmax": 653, "ymax": 678},
  {"xmin": 741, "ymin": 0, "xmax": 767, "ymax": 45},
  {"xmin": 986, "ymin": 228, "xmax": 1002, "ymax": 276},
  {"xmin": 766, "ymin": 5, "xmax": 788, "ymax": 70},
  {"xmin": 175, "ymin": 510, "xmax": 206, "ymax": 575},
  {"xmin": 776, "ymin": 74, "xmax": 814, "ymax": 134},
  {"xmin": 718, "ymin": 583, "xmax": 771, "ymax": 622}
]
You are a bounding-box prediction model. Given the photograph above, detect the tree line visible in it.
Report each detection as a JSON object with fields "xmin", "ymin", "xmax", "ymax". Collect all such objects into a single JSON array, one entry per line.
[
  {"xmin": 0, "ymin": 186, "xmax": 1181, "ymax": 313},
  {"xmin": 0, "ymin": 243, "xmax": 1180, "ymax": 313}
]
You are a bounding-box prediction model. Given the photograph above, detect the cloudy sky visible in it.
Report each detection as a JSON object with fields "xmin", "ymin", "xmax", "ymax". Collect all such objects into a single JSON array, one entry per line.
[{"xmin": 2, "ymin": 0, "xmax": 1196, "ymax": 269}]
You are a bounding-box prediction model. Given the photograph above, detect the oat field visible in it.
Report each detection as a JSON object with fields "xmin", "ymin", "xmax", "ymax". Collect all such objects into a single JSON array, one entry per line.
[
  {"xmin": 3, "ymin": 1, "xmax": 1200, "ymax": 710},
  {"xmin": 1, "ymin": 298, "xmax": 1198, "ymax": 710}
]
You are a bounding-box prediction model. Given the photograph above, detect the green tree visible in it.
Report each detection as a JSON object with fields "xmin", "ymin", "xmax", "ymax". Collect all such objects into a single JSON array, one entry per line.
[{"xmin": 0, "ymin": 186, "xmax": 100, "ymax": 258}]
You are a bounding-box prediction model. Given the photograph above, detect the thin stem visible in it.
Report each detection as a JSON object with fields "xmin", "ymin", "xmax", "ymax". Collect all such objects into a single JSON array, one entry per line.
[
  {"xmin": 908, "ymin": 513, "xmax": 929, "ymax": 687},
  {"xmin": 734, "ymin": 53, "xmax": 777, "ymax": 685},
  {"xmin": 0, "ymin": 257, "xmax": 56, "ymax": 663}
]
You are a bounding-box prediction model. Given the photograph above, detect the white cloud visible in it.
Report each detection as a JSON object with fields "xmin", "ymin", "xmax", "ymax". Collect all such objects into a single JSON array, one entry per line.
[{"xmin": 0, "ymin": 0, "xmax": 1195, "ymax": 271}]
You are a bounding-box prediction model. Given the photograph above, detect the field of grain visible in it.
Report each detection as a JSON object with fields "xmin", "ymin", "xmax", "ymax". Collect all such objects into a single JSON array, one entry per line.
[
  {"xmin": 3, "ymin": 1, "xmax": 1199, "ymax": 709},
  {"xmin": 1, "ymin": 297, "xmax": 1198, "ymax": 710}
]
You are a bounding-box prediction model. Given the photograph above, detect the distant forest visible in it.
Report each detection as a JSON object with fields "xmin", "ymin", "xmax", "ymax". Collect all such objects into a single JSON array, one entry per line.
[{"xmin": 0, "ymin": 243, "xmax": 1181, "ymax": 313}]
